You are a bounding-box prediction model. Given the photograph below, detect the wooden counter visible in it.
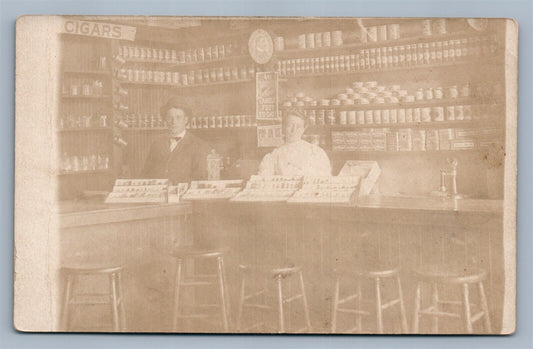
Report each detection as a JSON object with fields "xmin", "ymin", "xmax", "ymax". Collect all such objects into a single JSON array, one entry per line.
[{"xmin": 191, "ymin": 196, "xmax": 505, "ymax": 334}]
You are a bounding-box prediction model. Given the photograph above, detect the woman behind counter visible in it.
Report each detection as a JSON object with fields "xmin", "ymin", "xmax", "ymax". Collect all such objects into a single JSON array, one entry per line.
[{"xmin": 258, "ymin": 110, "xmax": 332, "ymax": 176}]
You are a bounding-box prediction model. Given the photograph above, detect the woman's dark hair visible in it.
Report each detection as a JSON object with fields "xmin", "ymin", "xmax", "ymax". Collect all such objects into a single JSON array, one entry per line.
[{"xmin": 160, "ymin": 97, "xmax": 191, "ymax": 118}]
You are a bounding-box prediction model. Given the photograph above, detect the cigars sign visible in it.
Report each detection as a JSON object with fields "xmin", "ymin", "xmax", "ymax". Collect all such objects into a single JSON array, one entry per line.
[{"xmin": 61, "ymin": 19, "xmax": 136, "ymax": 41}]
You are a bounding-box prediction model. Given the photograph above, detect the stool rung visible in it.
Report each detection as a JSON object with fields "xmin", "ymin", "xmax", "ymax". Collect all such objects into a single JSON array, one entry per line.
[
  {"xmin": 420, "ymin": 307, "xmax": 460, "ymax": 318},
  {"xmin": 175, "ymin": 313, "xmax": 215, "ymax": 319},
  {"xmin": 438, "ymin": 300, "xmax": 463, "ymax": 306},
  {"xmin": 338, "ymin": 294, "xmax": 359, "ymax": 305},
  {"xmin": 243, "ymin": 303, "xmax": 271, "ymax": 310},
  {"xmin": 244, "ymin": 290, "xmax": 266, "ymax": 300},
  {"xmin": 337, "ymin": 308, "xmax": 370, "ymax": 315},
  {"xmin": 283, "ymin": 294, "xmax": 303, "ymax": 303},
  {"xmin": 381, "ymin": 298, "xmax": 400, "ymax": 310},
  {"xmin": 180, "ymin": 280, "xmax": 217, "ymax": 286},
  {"xmin": 471, "ymin": 311, "xmax": 486, "ymax": 323}
]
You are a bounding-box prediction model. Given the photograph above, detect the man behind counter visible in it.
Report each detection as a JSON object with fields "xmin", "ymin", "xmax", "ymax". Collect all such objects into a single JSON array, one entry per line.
[
  {"xmin": 141, "ymin": 98, "xmax": 210, "ymax": 184},
  {"xmin": 259, "ymin": 109, "xmax": 331, "ymax": 176}
]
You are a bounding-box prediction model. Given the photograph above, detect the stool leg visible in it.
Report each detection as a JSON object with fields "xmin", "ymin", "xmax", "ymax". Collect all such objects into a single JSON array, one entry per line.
[
  {"xmin": 478, "ymin": 281, "xmax": 492, "ymax": 333},
  {"xmin": 110, "ymin": 272, "xmax": 120, "ymax": 331},
  {"xmin": 462, "ymin": 283, "xmax": 473, "ymax": 334},
  {"xmin": 298, "ymin": 270, "xmax": 312, "ymax": 332},
  {"xmin": 375, "ymin": 277, "xmax": 384, "ymax": 334},
  {"xmin": 396, "ymin": 275, "xmax": 408, "ymax": 333},
  {"xmin": 331, "ymin": 277, "xmax": 340, "ymax": 333},
  {"xmin": 216, "ymin": 256, "xmax": 229, "ymax": 332},
  {"xmin": 413, "ymin": 282, "xmax": 422, "ymax": 333},
  {"xmin": 431, "ymin": 283, "xmax": 439, "ymax": 334},
  {"xmin": 117, "ymin": 271, "xmax": 126, "ymax": 331},
  {"xmin": 276, "ymin": 275, "xmax": 285, "ymax": 333},
  {"xmin": 236, "ymin": 273, "xmax": 246, "ymax": 332},
  {"xmin": 61, "ymin": 273, "xmax": 73, "ymax": 331},
  {"xmin": 172, "ymin": 259, "xmax": 183, "ymax": 331},
  {"xmin": 356, "ymin": 277, "xmax": 362, "ymax": 332}
]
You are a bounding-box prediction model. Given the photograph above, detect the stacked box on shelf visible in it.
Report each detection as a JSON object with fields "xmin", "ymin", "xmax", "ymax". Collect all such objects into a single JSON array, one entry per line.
[
  {"xmin": 105, "ymin": 179, "xmax": 169, "ymax": 203},
  {"xmin": 288, "ymin": 176, "xmax": 361, "ymax": 205},
  {"xmin": 231, "ymin": 175, "xmax": 302, "ymax": 202},
  {"xmin": 182, "ymin": 180, "xmax": 245, "ymax": 200}
]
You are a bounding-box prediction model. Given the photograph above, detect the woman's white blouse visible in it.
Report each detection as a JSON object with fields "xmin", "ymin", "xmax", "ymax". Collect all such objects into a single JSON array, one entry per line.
[{"xmin": 258, "ymin": 140, "xmax": 332, "ymax": 176}]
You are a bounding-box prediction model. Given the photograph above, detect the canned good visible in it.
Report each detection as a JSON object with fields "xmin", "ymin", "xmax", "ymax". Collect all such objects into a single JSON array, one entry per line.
[
  {"xmin": 381, "ymin": 109, "xmax": 390, "ymax": 123},
  {"xmin": 434, "ymin": 87, "xmax": 443, "ymax": 99},
  {"xmin": 460, "ymin": 84, "xmax": 470, "ymax": 97},
  {"xmin": 398, "ymin": 109, "xmax": 406, "ymax": 123},
  {"xmin": 463, "ymin": 105, "xmax": 473, "ymax": 120},
  {"xmin": 322, "ymin": 32, "xmax": 331, "ymax": 47},
  {"xmin": 433, "ymin": 107, "xmax": 445, "ymax": 121},
  {"xmin": 378, "ymin": 25, "xmax": 387, "ymax": 41},
  {"xmin": 446, "ymin": 106, "xmax": 455, "ymax": 120},
  {"xmin": 327, "ymin": 109, "xmax": 336, "ymax": 125},
  {"xmin": 298, "ymin": 34, "xmax": 306, "ymax": 49},
  {"xmin": 455, "ymin": 105, "xmax": 464, "ymax": 120},
  {"xmin": 387, "ymin": 24, "xmax": 400, "ymax": 40},
  {"xmin": 209, "ymin": 116, "xmax": 216, "ymax": 128},
  {"xmin": 367, "ymin": 27, "xmax": 378, "ymax": 42},
  {"xmin": 228, "ymin": 116, "xmax": 234, "ymax": 128},
  {"xmin": 274, "ymin": 37, "xmax": 285, "ymax": 51},
  {"xmin": 188, "ymin": 71, "xmax": 195, "ymax": 85},
  {"xmin": 421, "ymin": 107, "xmax": 432, "ymax": 122},
  {"xmin": 166, "ymin": 72, "xmax": 172, "ymax": 83},
  {"xmin": 339, "ymin": 111, "xmax": 347, "ymax": 125},
  {"xmin": 202, "ymin": 117, "xmax": 209, "ymax": 128},
  {"xmin": 422, "ymin": 19, "xmax": 432, "ymax": 36},
  {"xmin": 317, "ymin": 110, "xmax": 326, "ymax": 125},
  {"xmin": 425, "ymin": 88, "xmax": 434, "ymax": 100},
  {"xmin": 413, "ymin": 108, "xmax": 421, "ymax": 122},
  {"xmin": 306, "ymin": 33, "xmax": 315, "ymax": 49},
  {"xmin": 447, "ymin": 86, "xmax": 459, "ymax": 99},
  {"xmin": 308, "ymin": 111, "xmax": 316, "ymax": 125},
  {"xmin": 315, "ymin": 32, "xmax": 323, "ymax": 48},
  {"xmin": 416, "ymin": 89, "xmax": 425, "ymax": 101},
  {"xmin": 405, "ymin": 108, "xmax": 413, "ymax": 123},
  {"xmin": 223, "ymin": 116, "xmax": 229, "ymax": 128},
  {"xmin": 434, "ymin": 18, "xmax": 447, "ymax": 34},
  {"xmin": 389, "ymin": 109, "xmax": 398, "ymax": 123},
  {"xmin": 357, "ymin": 111, "xmax": 365, "ymax": 124},
  {"xmin": 216, "ymin": 116, "xmax": 223, "ymax": 128},
  {"xmin": 374, "ymin": 110, "xmax": 382, "ymax": 124},
  {"xmin": 332, "ymin": 31, "xmax": 343, "ymax": 46},
  {"xmin": 347, "ymin": 111, "xmax": 356, "ymax": 125}
]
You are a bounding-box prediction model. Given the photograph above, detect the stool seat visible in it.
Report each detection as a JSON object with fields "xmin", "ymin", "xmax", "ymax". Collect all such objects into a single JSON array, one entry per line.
[
  {"xmin": 62, "ymin": 264, "xmax": 123, "ymax": 274},
  {"xmin": 170, "ymin": 247, "xmax": 225, "ymax": 259},
  {"xmin": 334, "ymin": 264, "xmax": 400, "ymax": 279},
  {"xmin": 414, "ymin": 265, "xmax": 487, "ymax": 284},
  {"xmin": 238, "ymin": 264, "xmax": 301, "ymax": 277}
]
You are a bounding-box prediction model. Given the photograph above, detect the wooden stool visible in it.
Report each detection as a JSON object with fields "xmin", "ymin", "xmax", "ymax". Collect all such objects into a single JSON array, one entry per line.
[
  {"xmin": 171, "ymin": 248, "xmax": 230, "ymax": 332},
  {"xmin": 61, "ymin": 264, "xmax": 125, "ymax": 331},
  {"xmin": 236, "ymin": 265, "xmax": 312, "ymax": 333},
  {"xmin": 412, "ymin": 265, "xmax": 492, "ymax": 334},
  {"xmin": 331, "ymin": 265, "xmax": 408, "ymax": 334}
]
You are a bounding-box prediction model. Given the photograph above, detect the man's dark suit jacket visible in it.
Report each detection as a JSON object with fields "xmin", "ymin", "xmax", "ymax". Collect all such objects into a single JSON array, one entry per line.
[{"xmin": 141, "ymin": 132, "xmax": 210, "ymax": 184}]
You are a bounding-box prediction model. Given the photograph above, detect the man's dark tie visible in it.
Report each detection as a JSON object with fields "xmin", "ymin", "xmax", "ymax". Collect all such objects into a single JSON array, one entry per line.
[{"xmin": 172, "ymin": 137, "xmax": 182, "ymax": 142}]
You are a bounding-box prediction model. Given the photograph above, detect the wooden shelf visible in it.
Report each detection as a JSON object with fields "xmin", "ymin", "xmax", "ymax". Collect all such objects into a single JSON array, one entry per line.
[
  {"xmin": 281, "ymin": 98, "xmax": 502, "ymax": 111},
  {"xmin": 118, "ymin": 78, "xmax": 254, "ymax": 89},
  {"xmin": 63, "ymin": 70, "xmax": 112, "ymax": 76},
  {"xmin": 57, "ymin": 127, "xmax": 112, "ymax": 133},
  {"xmin": 327, "ymin": 149, "xmax": 487, "ymax": 156},
  {"xmin": 123, "ymin": 54, "xmax": 251, "ymax": 70},
  {"xmin": 277, "ymin": 57, "xmax": 502, "ymax": 80},
  {"xmin": 275, "ymin": 31, "xmax": 495, "ymax": 58},
  {"xmin": 122, "ymin": 127, "xmax": 257, "ymax": 132},
  {"xmin": 58, "ymin": 169, "xmax": 113, "ymax": 176},
  {"xmin": 303, "ymin": 119, "xmax": 502, "ymax": 132}
]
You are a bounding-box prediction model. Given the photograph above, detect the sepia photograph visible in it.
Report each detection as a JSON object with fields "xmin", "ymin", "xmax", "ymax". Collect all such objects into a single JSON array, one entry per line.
[{"xmin": 14, "ymin": 16, "xmax": 517, "ymax": 334}]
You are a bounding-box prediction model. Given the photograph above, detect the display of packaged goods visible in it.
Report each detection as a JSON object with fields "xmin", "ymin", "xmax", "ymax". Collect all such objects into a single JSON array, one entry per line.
[
  {"xmin": 277, "ymin": 35, "xmax": 498, "ymax": 77},
  {"xmin": 181, "ymin": 180, "xmax": 245, "ymax": 200},
  {"xmin": 231, "ymin": 176, "xmax": 303, "ymax": 202},
  {"xmin": 288, "ymin": 176, "xmax": 361, "ymax": 205},
  {"xmin": 188, "ymin": 115, "xmax": 256, "ymax": 129},
  {"xmin": 398, "ymin": 128, "xmax": 413, "ymax": 151},
  {"xmin": 451, "ymin": 138, "xmax": 477, "ymax": 150},
  {"xmin": 168, "ymin": 183, "xmax": 189, "ymax": 203},
  {"xmin": 425, "ymin": 129, "xmax": 440, "ymax": 151},
  {"xmin": 105, "ymin": 179, "xmax": 169, "ymax": 203},
  {"xmin": 411, "ymin": 130, "xmax": 427, "ymax": 151},
  {"xmin": 438, "ymin": 128, "xmax": 455, "ymax": 150},
  {"xmin": 59, "ymin": 153, "xmax": 110, "ymax": 173}
]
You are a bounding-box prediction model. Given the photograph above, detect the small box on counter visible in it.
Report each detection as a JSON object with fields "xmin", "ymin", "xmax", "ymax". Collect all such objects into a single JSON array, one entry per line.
[
  {"xmin": 105, "ymin": 179, "xmax": 169, "ymax": 203},
  {"xmin": 181, "ymin": 180, "xmax": 245, "ymax": 200}
]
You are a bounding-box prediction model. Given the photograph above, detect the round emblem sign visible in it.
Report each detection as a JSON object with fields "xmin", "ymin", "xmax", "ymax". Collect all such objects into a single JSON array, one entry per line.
[{"xmin": 248, "ymin": 29, "xmax": 274, "ymax": 65}]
